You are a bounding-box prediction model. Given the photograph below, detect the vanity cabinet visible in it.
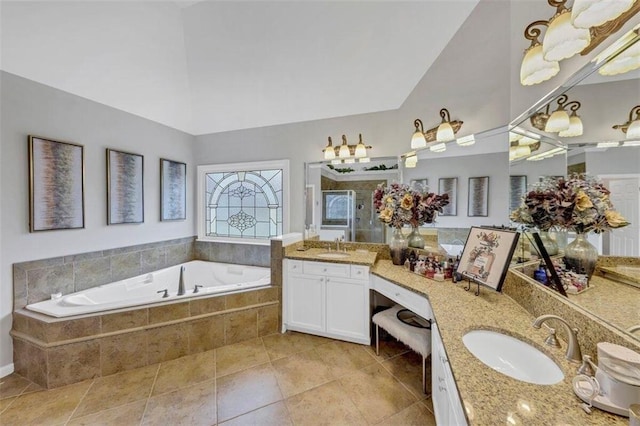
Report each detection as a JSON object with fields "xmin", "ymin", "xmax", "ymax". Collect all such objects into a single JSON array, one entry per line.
[
  {"xmin": 432, "ymin": 321, "xmax": 467, "ymax": 426},
  {"xmin": 283, "ymin": 259, "xmax": 370, "ymax": 344}
]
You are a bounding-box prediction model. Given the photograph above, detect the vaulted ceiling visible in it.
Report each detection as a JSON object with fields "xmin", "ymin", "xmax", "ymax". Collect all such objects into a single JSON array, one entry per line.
[{"xmin": 1, "ymin": 0, "xmax": 481, "ymax": 135}]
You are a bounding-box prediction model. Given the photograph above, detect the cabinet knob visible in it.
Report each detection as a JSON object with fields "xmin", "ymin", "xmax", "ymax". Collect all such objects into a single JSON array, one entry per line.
[
  {"xmin": 356, "ymin": 271, "xmax": 361, "ymax": 275},
  {"xmin": 395, "ymin": 292, "xmax": 400, "ymax": 296},
  {"xmin": 323, "ymin": 268, "xmax": 327, "ymax": 272},
  {"xmin": 438, "ymin": 376, "xmax": 445, "ymax": 383},
  {"xmin": 292, "ymin": 265, "xmax": 297, "ymax": 269},
  {"xmin": 438, "ymin": 385, "xmax": 447, "ymax": 392},
  {"xmin": 326, "ymin": 278, "xmax": 330, "ymax": 282}
]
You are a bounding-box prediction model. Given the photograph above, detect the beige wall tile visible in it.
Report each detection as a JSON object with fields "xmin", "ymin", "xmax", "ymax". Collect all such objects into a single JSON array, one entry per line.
[
  {"xmin": 224, "ymin": 309, "xmax": 258, "ymax": 345},
  {"xmin": 148, "ymin": 302, "xmax": 189, "ymax": 325},
  {"xmin": 27, "ymin": 343, "xmax": 47, "ymax": 388},
  {"xmin": 190, "ymin": 296, "xmax": 225, "ymax": 316},
  {"xmin": 47, "ymin": 341, "xmax": 100, "ymax": 388},
  {"xmin": 100, "ymin": 331, "xmax": 148, "ymax": 376},
  {"xmin": 101, "ymin": 309, "xmax": 148, "ymax": 333},
  {"xmin": 225, "ymin": 291, "xmax": 258, "ymax": 309},
  {"xmin": 147, "ymin": 324, "xmax": 189, "ymax": 364},
  {"xmin": 188, "ymin": 317, "xmax": 218, "ymax": 353},
  {"xmin": 258, "ymin": 304, "xmax": 279, "ymax": 337},
  {"xmin": 45, "ymin": 316, "xmax": 101, "ymax": 343}
]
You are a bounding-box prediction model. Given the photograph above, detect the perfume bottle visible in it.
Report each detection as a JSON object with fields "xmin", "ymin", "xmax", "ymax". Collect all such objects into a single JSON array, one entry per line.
[{"xmin": 534, "ymin": 262, "xmax": 548, "ymax": 285}]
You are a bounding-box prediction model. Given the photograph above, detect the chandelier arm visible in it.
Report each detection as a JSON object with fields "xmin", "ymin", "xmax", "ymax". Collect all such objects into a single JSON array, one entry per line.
[
  {"xmin": 630, "ymin": 105, "xmax": 640, "ymax": 122},
  {"xmin": 414, "ymin": 118, "xmax": 424, "ymax": 133},
  {"xmin": 547, "ymin": 0, "xmax": 568, "ymax": 13},
  {"xmin": 439, "ymin": 108, "xmax": 451, "ymax": 123},
  {"xmin": 524, "ymin": 20, "xmax": 549, "ymax": 45},
  {"xmin": 565, "ymin": 101, "xmax": 581, "ymax": 113},
  {"xmin": 555, "ymin": 94, "xmax": 569, "ymax": 110}
]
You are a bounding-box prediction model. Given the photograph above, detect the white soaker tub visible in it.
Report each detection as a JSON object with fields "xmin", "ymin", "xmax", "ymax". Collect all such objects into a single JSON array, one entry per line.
[{"xmin": 26, "ymin": 260, "xmax": 270, "ymax": 318}]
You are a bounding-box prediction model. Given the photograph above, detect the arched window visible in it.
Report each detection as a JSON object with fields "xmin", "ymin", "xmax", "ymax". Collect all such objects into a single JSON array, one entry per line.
[{"xmin": 197, "ymin": 160, "xmax": 289, "ymax": 244}]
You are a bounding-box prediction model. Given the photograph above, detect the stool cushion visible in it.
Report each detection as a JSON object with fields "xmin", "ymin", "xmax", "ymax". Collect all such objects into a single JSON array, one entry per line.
[{"xmin": 373, "ymin": 304, "xmax": 431, "ymax": 358}]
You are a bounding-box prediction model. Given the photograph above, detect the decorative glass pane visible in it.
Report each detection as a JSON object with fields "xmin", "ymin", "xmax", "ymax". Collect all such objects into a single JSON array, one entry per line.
[{"xmin": 204, "ymin": 168, "xmax": 283, "ymax": 240}]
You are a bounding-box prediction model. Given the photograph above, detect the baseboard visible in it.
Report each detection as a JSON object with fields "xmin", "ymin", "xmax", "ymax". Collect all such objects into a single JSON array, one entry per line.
[{"xmin": 0, "ymin": 363, "xmax": 14, "ymax": 378}]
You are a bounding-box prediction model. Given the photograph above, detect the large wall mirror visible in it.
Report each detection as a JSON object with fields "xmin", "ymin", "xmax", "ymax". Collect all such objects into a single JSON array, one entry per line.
[
  {"xmin": 510, "ymin": 26, "xmax": 640, "ymax": 343},
  {"xmin": 304, "ymin": 156, "xmax": 399, "ymax": 243}
]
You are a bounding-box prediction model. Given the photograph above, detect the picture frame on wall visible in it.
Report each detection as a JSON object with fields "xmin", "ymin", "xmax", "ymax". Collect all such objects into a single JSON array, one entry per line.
[
  {"xmin": 160, "ymin": 158, "xmax": 187, "ymax": 221},
  {"xmin": 509, "ymin": 175, "xmax": 527, "ymax": 212},
  {"xmin": 457, "ymin": 226, "xmax": 520, "ymax": 292},
  {"xmin": 438, "ymin": 177, "xmax": 457, "ymax": 216},
  {"xmin": 468, "ymin": 176, "xmax": 489, "ymax": 217},
  {"xmin": 28, "ymin": 135, "xmax": 85, "ymax": 232},
  {"xmin": 410, "ymin": 178, "xmax": 428, "ymax": 191},
  {"xmin": 107, "ymin": 149, "xmax": 144, "ymax": 225}
]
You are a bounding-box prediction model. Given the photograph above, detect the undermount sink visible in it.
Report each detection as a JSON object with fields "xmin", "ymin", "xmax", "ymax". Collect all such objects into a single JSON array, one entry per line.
[
  {"xmin": 316, "ymin": 252, "xmax": 350, "ymax": 259},
  {"xmin": 462, "ymin": 329, "xmax": 564, "ymax": 385}
]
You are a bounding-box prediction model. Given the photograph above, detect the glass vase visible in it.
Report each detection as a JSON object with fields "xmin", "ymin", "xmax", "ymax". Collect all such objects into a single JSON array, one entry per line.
[
  {"xmin": 407, "ymin": 225, "xmax": 425, "ymax": 249},
  {"xmin": 389, "ymin": 227, "xmax": 408, "ymax": 266},
  {"xmin": 539, "ymin": 231, "xmax": 559, "ymax": 256},
  {"xmin": 564, "ymin": 232, "xmax": 598, "ymax": 279}
]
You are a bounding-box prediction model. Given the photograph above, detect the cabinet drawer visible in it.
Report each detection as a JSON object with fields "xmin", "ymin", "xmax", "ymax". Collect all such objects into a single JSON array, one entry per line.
[
  {"xmin": 350, "ymin": 265, "xmax": 369, "ymax": 280},
  {"xmin": 287, "ymin": 260, "xmax": 304, "ymax": 273},
  {"xmin": 371, "ymin": 275, "xmax": 432, "ymax": 320},
  {"xmin": 303, "ymin": 261, "xmax": 350, "ymax": 278}
]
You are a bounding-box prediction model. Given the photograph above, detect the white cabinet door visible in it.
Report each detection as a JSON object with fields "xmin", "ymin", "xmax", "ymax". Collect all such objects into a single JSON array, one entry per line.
[
  {"xmin": 325, "ymin": 276, "xmax": 368, "ymax": 341},
  {"xmin": 432, "ymin": 322, "xmax": 467, "ymax": 426},
  {"xmin": 287, "ymin": 273, "xmax": 325, "ymax": 332}
]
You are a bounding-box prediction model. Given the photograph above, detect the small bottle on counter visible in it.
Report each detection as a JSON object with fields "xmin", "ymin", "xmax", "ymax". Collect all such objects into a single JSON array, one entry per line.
[
  {"xmin": 452, "ymin": 255, "xmax": 463, "ymax": 283},
  {"xmin": 534, "ymin": 261, "xmax": 548, "ymax": 285}
]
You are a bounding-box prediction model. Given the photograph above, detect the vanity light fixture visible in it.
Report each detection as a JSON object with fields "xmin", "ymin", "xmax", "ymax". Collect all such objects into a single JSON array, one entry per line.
[
  {"xmin": 597, "ymin": 141, "xmax": 621, "ymax": 148},
  {"xmin": 519, "ymin": 0, "xmax": 640, "ymax": 86},
  {"xmin": 597, "ymin": 27, "xmax": 640, "ymax": 76},
  {"xmin": 558, "ymin": 101, "xmax": 583, "ymax": 137},
  {"xmin": 526, "ymin": 146, "xmax": 567, "ymax": 161},
  {"xmin": 542, "ymin": 0, "xmax": 591, "ymax": 62},
  {"xmin": 520, "ymin": 20, "xmax": 560, "ymax": 86},
  {"xmin": 430, "ymin": 142, "xmax": 447, "ymax": 153},
  {"xmin": 613, "ymin": 105, "xmax": 640, "ymax": 139},
  {"xmin": 571, "ymin": 0, "xmax": 635, "ymax": 29},
  {"xmin": 405, "ymin": 153, "xmax": 418, "ymax": 168},
  {"xmin": 457, "ymin": 134, "xmax": 476, "ymax": 146},
  {"xmin": 323, "ymin": 137, "xmax": 336, "ymax": 160},
  {"xmin": 509, "ymin": 131, "xmax": 523, "ymax": 143},
  {"xmin": 410, "ymin": 109, "xmax": 463, "ymax": 149},
  {"xmin": 323, "ymin": 134, "xmax": 372, "ymax": 163},
  {"xmin": 544, "ymin": 94, "xmax": 571, "ymax": 132}
]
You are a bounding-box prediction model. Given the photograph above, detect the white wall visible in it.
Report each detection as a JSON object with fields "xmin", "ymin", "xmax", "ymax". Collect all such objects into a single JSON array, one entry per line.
[
  {"xmin": 586, "ymin": 147, "xmax": 640, "ymax": 176},
  {"xmin": 509, "ymin": 153, "xmax": 567, "ymax": 185},
  {"xmin": 402, "ymin": 151, "xmax": 510, "ymax": 228},
  {"xmin": 0, "ymin": 72, "xmax": 196, "ymax": 374}
]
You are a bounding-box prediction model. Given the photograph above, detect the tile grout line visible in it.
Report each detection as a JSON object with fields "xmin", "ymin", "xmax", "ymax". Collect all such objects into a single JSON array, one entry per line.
[
  {"xmin": 138, "ymin": 363, "xmax": 161, "ymax": 426},
  {"xmin": 63, "ymin": 378, "xmax": 97, "ymax": 425}
]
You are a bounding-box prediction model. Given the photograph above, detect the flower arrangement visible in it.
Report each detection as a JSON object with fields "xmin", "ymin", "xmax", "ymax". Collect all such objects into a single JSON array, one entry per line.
[
  {"xmin": 510, "ymin": 174, "xmax": 629, "ymax": 234},
  {"xmin": 373, "ymin": 183, "xmax": 449, "ymax": 228}
]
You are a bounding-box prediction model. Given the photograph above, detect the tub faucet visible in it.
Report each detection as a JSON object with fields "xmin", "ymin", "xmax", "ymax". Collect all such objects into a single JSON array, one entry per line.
[
  {"xmin": 628, "ymin": 325, "xmax": 640, "ymax": 334},
  {"xmin": 178, "ymin": 266, "xmax": 186, "ymax": 296},
  {"xmin": 532, "ymin": 314, "xmax": 582, "ymax": 363}
]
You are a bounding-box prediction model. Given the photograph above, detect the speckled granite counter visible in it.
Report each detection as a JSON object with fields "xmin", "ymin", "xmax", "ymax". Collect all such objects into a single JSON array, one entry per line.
[
  {"xmin": 371, "ymin": 260, "xmax": 627, "ymax": 425},
  {"xmin": 284, "ymin": 247, "xmax": 378, "ymax": 266}
]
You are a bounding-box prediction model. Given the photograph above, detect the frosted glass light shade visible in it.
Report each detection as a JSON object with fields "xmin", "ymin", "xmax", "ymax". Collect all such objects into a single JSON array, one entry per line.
[
  {"xmin": 324, "ymin": 146, "xmax": 335, "ymax": 160},
  {"xmin": 436, "ymin": 122, "xmax": 454, "ymax": 142},
  {"xmin": 558, "ymin": 115, "xmax": 583, "ymax": 137},
  {"xmin": 599, "ymin": 41, "xmax": 640, "ymax": 76},
  {"xmin": 405, "ymin": 155, "xmax": 418, "ymax": 168},
  {"xmin": 543, "ymin": 10, "xmax": 591, "ymax": 61},
  {"xmin": 354, "ymin": 142, "xmax": 367, "ymax": 158},
  {"xmin": 520, "ymin": 44, "xmax": 560, "ymax": 86},
  {"xmin": 571, "ymin": 0, "xmax": 634, "ymax": 29},
  {"xmin": 430, "ymin": 142, "xmax": 447, "ymax": 153},
  {"xmin": 516, "ymin": 145, "xmax": 531, "ymax": 158},
  {"xmin": 627, "ymin": 120, "xmax": 640, "ymax": 139},
  {"xmin": 545, "ymin": 110, "xmax": 571, "ymax": 132},
  {"xmin": 519, "ymin": 136, "xmax": 539, "ymax": 145},
  {"xmin": 411, "ymin": 130, "xmax": 427, "ymax": 149},
  {"xmin": 509, "ymin": 131, "xmax": 523, "ymax": 143},
  {"xmin": 338, "ymin": 143, "xmax": 350, "ymax": 158}
]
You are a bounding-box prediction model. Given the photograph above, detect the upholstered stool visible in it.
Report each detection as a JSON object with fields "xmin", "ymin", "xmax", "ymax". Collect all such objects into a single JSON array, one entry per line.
[{"xmin": 372, "ymin": 304, "xmax": 431, "ymax": 393}]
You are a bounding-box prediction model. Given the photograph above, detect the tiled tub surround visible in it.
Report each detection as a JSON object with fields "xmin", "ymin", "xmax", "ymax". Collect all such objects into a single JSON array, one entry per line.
[
  {"xmin": 11, "ymin": 237, "xmax": 282, "ymax": 389},
  {"xmin": 370, "ymin": 261, "xmax": 638, "ymax": 425},
  {"xmin": 12, "ymin": 286, "xmax": 280, "ymax": 389}
]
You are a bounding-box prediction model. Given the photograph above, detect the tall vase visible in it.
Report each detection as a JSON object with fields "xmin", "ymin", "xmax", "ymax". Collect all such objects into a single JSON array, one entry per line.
[
  {"xmin": 539, "ymin": 231, "xmax": 559, "ymax": 256},
  {"xmin": 564, "ymin": 232, "xmax": 598, "ymax": 279},
  {"xmin": 407, "ymin": 225, "xmax": 425, "ymax": 249},
  {"xmin": 389, "ymin": 227, "xmax": 408, "ymax": 266}
]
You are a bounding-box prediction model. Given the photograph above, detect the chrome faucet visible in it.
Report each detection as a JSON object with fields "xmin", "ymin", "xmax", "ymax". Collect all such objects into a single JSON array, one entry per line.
[
  {"xmin": 628, "ymin": 325, "xmax": 640, "ymax": 334},
  {"xmin": 335, "ymin": 237, "xmax": 341, "ymax": 252},
  {"xmin": 532, "ymin": 314, "xmax": 582, "ymax": 363},
  {"xmin": 178, "ymin": 266, "xmax": 186, "ymax": 296}
]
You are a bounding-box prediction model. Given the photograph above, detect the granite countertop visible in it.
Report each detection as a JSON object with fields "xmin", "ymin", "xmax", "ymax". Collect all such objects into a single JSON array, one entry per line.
[
  {"xmin": 284, "ymin": 247, "xmax": 378, "ymax": 266},
  {"xmin": 598, "ymin": 265, "xmax": 640, "ymax": 289},
  {"xmin": 370, "ymin": 260, "xmax": 626, "ymax": 426}
]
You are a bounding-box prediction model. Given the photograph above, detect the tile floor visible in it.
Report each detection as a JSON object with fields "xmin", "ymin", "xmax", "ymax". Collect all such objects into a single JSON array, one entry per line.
[{"xmin": 0, "ymin": 331, "xmax": 436, "ymax": 425}]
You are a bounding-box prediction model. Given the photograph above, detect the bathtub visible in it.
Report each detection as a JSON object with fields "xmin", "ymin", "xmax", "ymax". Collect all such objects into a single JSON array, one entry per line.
[{"xmin": 26, "ymin": 260, "xmax": 270, "ymax": 318}]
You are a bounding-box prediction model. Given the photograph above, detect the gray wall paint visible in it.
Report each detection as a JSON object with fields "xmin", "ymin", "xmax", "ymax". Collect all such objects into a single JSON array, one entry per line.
[
  {"xmin": 586, "ymin": 147, "xmax": 640, "ymax": 175},
  {"xmin": 0, "ymin": 71, "xmax": 196, "ymax": 373}
]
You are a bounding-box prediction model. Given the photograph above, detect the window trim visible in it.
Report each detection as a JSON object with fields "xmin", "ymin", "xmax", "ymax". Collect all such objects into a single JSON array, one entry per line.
[{"xmin": 196, "ymin": 159, "xmax": 290, "ymax": 245}]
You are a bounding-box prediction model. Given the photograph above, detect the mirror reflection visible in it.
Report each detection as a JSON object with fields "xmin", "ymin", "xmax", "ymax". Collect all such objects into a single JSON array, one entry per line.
[
  {"xmin": 305, "ymin": 157, "xmax": 398, "ymax": 243},
  {"xmin": 509, "ymin": 27, "xmax": 640, "ymax": 342}
]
